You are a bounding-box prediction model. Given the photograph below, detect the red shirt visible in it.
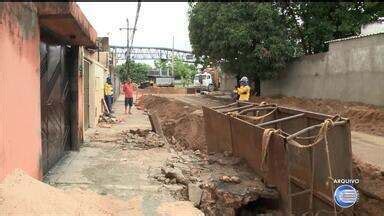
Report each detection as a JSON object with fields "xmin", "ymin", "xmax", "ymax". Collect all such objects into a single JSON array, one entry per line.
[{"xmin": 122, "ymin": 83, "xmax": 134, "ymax": 98}]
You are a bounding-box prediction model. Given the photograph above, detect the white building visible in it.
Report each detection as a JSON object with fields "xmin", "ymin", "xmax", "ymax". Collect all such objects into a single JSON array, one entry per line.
[{"xmin": 361, "ymin": 17, "xmax": 384, "ymax": 35}]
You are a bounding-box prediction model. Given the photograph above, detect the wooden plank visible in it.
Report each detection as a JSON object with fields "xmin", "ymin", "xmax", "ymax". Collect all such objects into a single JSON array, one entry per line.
[{"xmin": 102, "ymin": 98, "xmax": 110, "ymax": 114}]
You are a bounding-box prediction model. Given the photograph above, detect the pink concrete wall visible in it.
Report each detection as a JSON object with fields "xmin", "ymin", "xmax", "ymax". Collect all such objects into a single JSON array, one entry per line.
[{"xmin": 0, "ymin": 3, "xmax": 42, "ymax": 180}]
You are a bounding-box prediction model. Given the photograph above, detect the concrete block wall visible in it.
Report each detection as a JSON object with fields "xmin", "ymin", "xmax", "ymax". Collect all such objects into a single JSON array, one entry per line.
[{"xmin": 262, "ymin": 33, "xmax": 384, "ymax": 106}]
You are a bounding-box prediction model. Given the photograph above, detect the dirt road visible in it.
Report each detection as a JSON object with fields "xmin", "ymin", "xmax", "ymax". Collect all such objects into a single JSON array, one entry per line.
[
  {"xmin": 44, "ymin": 96, "xmax": 203, "ymax": 215},
  {"xmin": 164, "ymin": 94, "xmax": 384, "ymax": 170},
  {"xmin": 351, "ymin": 131, "xmax": 384, "ymax": 170}
]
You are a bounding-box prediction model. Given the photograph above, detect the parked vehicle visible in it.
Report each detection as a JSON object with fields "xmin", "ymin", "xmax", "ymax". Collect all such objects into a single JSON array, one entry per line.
[
  {"xmin": 193, "ymin": 67, "xmax": 220, "ymax": 92},
  {"xmin": 148, "ymin": 75, "xmax": 175, "ymax": 87}
]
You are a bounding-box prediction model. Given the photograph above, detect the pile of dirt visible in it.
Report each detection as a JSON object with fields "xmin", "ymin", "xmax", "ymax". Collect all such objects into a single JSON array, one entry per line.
[
  {"xmin": 0, "ymin": 169, "xmax": 141, "ymax": 215},
  {"xmin": 353, "ymin": 158, "xmax": 384, "ymax": 215},
  {"xmin": 143, "ymin": 86, "xmax": 187, "ymax": 94},
  {"xmin": 138, "ymin": 96, "xmax": 206, "ymax": 152},
  {"xmin": 121, "ymin": 129, "xmax": 167, "ymax": 150},
  {"xmin": 251, "ymin": 96, "xmax": 384, "ymax": 136}
]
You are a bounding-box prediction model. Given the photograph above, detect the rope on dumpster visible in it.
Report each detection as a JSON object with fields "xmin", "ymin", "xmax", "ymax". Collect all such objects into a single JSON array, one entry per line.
[
  {"xmin": 240, "ymin": 108, "xmax": 278, "ymax": 124},
  {"xmin": 260, "ymin": 128, "xmax": 281, "ymax": 171},
  {"xmin": 280, "ymin": 130, "xmax": 317, "ymax": 140},
  {"xmin": 286, "ymin": 118, "xmax": 340, "ymax": 215},
  {"xmin": 286, "ymin": 118, "xmax": 336, "ymax": 148},
  {"xmin": 229, "ymin": 107, "xmax": 278, "ymax": 124},
  {"xmin": 259, "ymin": 101, "xmax": 268, "ymax": 106}
]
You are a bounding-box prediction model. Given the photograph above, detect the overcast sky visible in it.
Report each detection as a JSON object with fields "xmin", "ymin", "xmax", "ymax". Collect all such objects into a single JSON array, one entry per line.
[{"xmin": 77, "ymin": 2, "xmax": 192, "ymax": 51}]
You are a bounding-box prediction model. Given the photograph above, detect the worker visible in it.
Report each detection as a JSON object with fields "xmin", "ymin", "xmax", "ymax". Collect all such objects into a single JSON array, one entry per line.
[
  {"xmin": 104, "ymin": 77, "xmax": 114, "ymax": 113},
  {"xmin": 122, "ymin": 78, "xmax": 135, "ymax": 115},
  {"xmin": 233, "ymin": 76, "xmax": 251, "ymax": 101}
]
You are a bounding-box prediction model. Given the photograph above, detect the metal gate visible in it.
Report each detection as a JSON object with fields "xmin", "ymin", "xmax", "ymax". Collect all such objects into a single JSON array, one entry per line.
[{"xmin": 40, "ymin": 42, "xmax": 71, "ymax": 173}]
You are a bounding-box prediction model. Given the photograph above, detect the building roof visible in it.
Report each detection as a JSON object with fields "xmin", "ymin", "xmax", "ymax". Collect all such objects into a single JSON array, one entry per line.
[
  {"xmin": 36, "ymin": 2, "xmax": 97, "ymax": 48},
  {"xmin": 325, "ymin": 32, "xmax": 384, "ymax": 44}
]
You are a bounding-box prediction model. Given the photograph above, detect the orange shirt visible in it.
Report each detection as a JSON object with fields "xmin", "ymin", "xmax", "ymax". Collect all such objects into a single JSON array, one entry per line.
[{"xmin": 123, "ymin": 83, "xmax": 134, "ymax": 98}]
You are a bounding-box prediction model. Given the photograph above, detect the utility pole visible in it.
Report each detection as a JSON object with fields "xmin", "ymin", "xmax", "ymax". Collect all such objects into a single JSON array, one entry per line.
[
  {"xmin": 171, "ymin": 35, "xmax": 174, "ymax": 77},
  {"xmin": 119, "ymin": 18, "xmax": 134, "ymax": 76},
  {"xmin": 126, "ymin": 18, "xmax": 129, "ymax": 75}
]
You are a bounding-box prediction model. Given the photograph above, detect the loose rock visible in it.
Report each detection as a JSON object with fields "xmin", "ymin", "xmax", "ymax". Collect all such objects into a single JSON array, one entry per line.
[{"xmin": 188, "ymin": 183, "xmax": 203, "ymax": 207}]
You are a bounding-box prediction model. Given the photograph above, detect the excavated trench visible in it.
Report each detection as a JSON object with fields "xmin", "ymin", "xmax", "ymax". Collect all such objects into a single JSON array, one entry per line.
[
  {"xmin": 138, "ymin": 95, "xmax": 281, "ymax": 215},
  {"xmin": 138, "ymin": 94, "xmax": 384, "ymax": 216}
]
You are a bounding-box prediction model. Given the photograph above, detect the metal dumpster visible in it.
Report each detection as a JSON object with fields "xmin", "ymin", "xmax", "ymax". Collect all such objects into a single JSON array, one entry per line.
[
  {"xmin": 202, "ymin": 102, "xmax": 353, "ymax": 215},
  {"xmin": 202, "ymin": 101, "xmax": 255, "ymax": 153}
]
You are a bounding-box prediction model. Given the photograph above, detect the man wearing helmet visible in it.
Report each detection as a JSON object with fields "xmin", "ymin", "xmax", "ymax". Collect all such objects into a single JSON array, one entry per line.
[{"xmin": 233, "ymin": 76, "xmax": 251, "ymax": 101}]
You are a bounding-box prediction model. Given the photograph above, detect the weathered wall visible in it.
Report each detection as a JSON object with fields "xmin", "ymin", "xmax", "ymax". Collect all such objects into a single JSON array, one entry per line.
[
  {"xmin": 262, "ymin": 33, "xmax": 384, "ymax": 106},
  {"xmin": 85, "ymin": 54, "xmax": 108, "ymax": 128},
  {"xmin": 0, "ymin": 3, "xmax": 42, "ymax": 180},
  {"xmin": 219, "ymin": 73, "xmax": 237, "ymax": 92},
  {"xmin": 90, "ymin": 51, "xmax": 109, "ymax": 69}
]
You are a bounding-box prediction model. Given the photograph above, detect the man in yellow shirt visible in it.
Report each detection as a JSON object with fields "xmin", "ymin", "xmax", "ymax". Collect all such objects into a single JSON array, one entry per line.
[
  {"xmin": 104, "ymin": 77, "xmax": 114, "ymax": 113},
  {"xmin": 234, "ymin": 76, "xmax": 250, "ymax": 101}
]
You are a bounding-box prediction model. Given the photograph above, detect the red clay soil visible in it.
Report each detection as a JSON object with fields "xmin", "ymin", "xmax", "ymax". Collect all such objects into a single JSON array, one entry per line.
[
  {"xmin": 138, "ymin": 95, "xmax": 206, "ymax": 152},
  {"xmin": 251, "ymin": 96, "xmax": 384, "ymax": 137},
  {"xmin": 138, "ymin": 86, "xmax": 187, "ymax": 95},
  {"xmin": 0, "ymin": 169, "xmax": 141, "ymax": 215},
  {"xmin": 353, "ymin": 158, "xmax": 384, "ymax": 215}
]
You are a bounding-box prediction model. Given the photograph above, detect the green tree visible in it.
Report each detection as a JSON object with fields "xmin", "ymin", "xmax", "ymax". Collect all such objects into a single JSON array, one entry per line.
[
  {"xmin": 277, "ymin": 2, "xmax": 384, "ymax": 54},
  {"xmin": 154, "ymin": 59, "xmax": 170, "ymax": 75},
  {"xmin": 115, "ymin": 60, "xmax": 151, "ymax": 84},
  {"xmin": 188, "ymin": 2, "xmax": 296, "ymax": 95},
  {"xmin": 171, "ymin": 58, "xmax": 197, "ymax": 86}
]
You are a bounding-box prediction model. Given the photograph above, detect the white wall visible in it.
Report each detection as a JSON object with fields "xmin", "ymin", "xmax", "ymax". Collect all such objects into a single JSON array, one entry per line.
[
  {"xmin": 86, "ymin": 56, "xmax": 108, "ymax": 128},
  {"xmin": 361, "ymin": 20, "xmax": 384, "ymax": 35}
]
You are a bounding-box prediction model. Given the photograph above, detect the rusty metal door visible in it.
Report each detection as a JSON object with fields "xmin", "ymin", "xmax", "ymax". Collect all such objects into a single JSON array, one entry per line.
[{"xmin": 40, "ymin": 42, "xmax": 71, "ymax": 173}]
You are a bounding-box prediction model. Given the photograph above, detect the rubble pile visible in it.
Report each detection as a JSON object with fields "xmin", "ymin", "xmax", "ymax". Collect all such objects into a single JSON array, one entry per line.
[
  {"xmin": 98, "ymin": 113, "xmax": 118, "ymax": 124},
  {"xmin": 149, "ymin": 150, "xmax": 205, "ymax": 200},
  {"xmin": 97, "ymin": 114, "xmax": 120, "ymax": 128},
  {"xmin": 150, "ymin": 149, "xmax": 280, "ymax": 216},
  {"xmin": 121, "ymin": 129, "xmax": 167, "ymax": 150}
]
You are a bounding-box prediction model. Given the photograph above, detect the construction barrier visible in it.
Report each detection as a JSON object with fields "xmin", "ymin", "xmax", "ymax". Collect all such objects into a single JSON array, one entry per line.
[{"xmin": 202, "ymin": 102, "xmax": 353, "ymax": 215}]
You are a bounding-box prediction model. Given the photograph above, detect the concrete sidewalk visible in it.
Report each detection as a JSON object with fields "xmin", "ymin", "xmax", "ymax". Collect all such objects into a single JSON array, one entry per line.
[{"xmin": 44, "ymin": 95, "xmax": 201, "ymax": 215}]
